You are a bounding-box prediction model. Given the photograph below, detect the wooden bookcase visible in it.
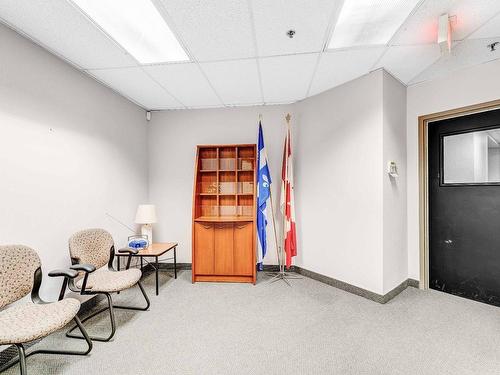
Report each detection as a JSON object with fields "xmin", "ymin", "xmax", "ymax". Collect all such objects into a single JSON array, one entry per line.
[{"xmin": 192, "ymin": 144, "xmax": 257, "ymax": 284}]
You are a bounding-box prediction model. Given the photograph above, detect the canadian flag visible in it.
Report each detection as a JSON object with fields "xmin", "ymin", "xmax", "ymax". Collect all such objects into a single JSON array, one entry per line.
[{"xmin": 280, "ymin": 119, "xmax": 297, "ymax": 269}]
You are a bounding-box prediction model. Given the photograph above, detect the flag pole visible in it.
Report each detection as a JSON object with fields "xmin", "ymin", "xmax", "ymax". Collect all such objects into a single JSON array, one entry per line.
[
  {"xmin": 266, "ymin": 113, "xmax": 301, "ymax": 285},
  {"xmin": 258, "ymin": 114, "xmax": 281, "ymax": 277},
  {"xmin": 281, "ymin": 115, "xmax": 288, "ymax": 275}
]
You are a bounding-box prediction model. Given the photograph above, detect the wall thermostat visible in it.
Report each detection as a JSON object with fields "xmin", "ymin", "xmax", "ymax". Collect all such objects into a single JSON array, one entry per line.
[{"xmin": 387, "ymin": 161, "xmax": 399, "ymax": 178}]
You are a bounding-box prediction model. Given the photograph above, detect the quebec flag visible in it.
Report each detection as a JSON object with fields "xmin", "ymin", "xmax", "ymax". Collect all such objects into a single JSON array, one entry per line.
[{"xmin": 257, "ymin": 121, "xmax": 271, "ymax": 271}]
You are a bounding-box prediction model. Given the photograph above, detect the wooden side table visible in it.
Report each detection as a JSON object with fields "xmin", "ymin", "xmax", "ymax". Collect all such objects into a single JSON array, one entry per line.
[{"xmin": 116, "ymin": 242, "xmax": 178, "ymax": 295}]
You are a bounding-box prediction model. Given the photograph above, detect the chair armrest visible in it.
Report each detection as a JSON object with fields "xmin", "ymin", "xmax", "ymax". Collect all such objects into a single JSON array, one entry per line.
[
  {"xmin": 70, "ymin": 264, "xmax": 96, "ymax": 273},
  {"xmin": 48, "ymin": 268, "xmax": 79, "ymax": 301},
  {"xmin": 70, "ymin": 264, "xmax": 95, "ymax": 295},
  {"xmin": 117, "ymin": 247, "xmax": 139, "ymax": 255},
  {"xmin": 48, "ymin": 269, "xmax": 79, "ymax": 279},
  {"xmin": 118, "ymin": 247, "xmax": 139, "ymax": 270}
]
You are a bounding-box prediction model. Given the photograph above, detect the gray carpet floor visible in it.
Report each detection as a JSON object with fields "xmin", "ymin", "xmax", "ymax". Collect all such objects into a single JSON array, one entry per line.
[{"xmin": 2, "ymin": 270, "xmax": 500, "ymax": 375}]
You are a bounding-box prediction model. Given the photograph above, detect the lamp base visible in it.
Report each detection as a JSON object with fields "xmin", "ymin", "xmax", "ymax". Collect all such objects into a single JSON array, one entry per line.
[{"xmin": 140, "ymin": 224, "xmax": 153, "ymax": 245}]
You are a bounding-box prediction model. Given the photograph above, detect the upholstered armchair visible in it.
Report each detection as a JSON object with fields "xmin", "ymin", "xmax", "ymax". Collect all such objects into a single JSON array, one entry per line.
[
  {"xmin": 66, "ymin": 228, "xmax": 150, "ymax": 342},
  {"xmin": 0, "ymin": 245, "xmax": 92, "ymax": 375}
]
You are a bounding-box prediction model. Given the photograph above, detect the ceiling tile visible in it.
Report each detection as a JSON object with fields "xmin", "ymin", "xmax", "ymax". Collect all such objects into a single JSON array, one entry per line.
[
  {"xmin": 469, "ymin": 12, "xmax": 500, "ymax": 39},
  {"xmin": 376, "ymin": 44, "xmax": 441, "ymax": 84},
  {"xmin": 260, "ymin": 53, "xmax": 318, "ymax": 103},
  {"xmin": 309, "ymin": 47, "xmax": 386, "ymax": 96},
  {"xmin": 392, "ymin": 0, "xmax": 500, "ymax": 45},
  {"xmin": 144, "ymin": 63, "xmax": 222, "ymax": 107},
  {"xmin": 251, "ymin": 0, "xmax": 341, "ymax": 56},
  {"xmin": 410, "ymin": 38, "xmax": 500, "ymax": 84},
  {"xmin": 88, "ymin": 67, "xmax": 182, "ymax": 109},
  {"xmin": 0, "ymin": 0, "xmax": 136, "ymax": 69},
  {"xmin": 200, "ymin": 59, "xmax": 262, "ymax": 105},
  {"xmin": 328, "ymin": 0, "xmax": 421, "ymax": 49},
  {"xmin": 3, "ymin": 0, "xmax": 499, "ymax": 108},
  {"xmin": 157, "ymin": 0, "xmax": 255, "ymax": 61}
]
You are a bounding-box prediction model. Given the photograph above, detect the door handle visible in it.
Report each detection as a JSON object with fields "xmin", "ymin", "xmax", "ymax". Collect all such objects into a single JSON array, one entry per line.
[
  {"xmin": 202, "ymin": 225, "xmax": 212, "ymax": 229},
  {"xmin": 444, "ymin": 239, "xmax": 453, "ymax": 244},
  {"xmin": 236, "ymin": 225, "xmax": 247, "ymax": 229}
]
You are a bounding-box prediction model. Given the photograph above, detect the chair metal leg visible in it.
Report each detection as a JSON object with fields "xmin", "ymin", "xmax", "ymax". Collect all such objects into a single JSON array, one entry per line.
[
  {"xmin": 155, "ymin": 256, "xmax": 159, "ymax": 296},
  {"xmin": 66, "ymin": 293, "xmax": 116, "ymax": 342},
  {"xmin": 17, "ymin": 344, "xmax": 27, "ymax": 375},
  {"xmin": 0, "ymin": 318, "xmax": 92, "ymax": 375},
  {"xmin": 113, "ymin": 281, "xmax": 150, "ymax": 311},
  {"xmin": 66, "ymin": 282, "xmax": 149, "ymax": 342},
  {"xmin": 37, "ymin": 316, "xmax": 93, "ymax": 354}
]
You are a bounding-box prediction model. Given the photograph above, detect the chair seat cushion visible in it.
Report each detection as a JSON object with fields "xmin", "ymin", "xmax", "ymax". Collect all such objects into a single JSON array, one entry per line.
[
  {"xmin": 0, "ymin": 298, "xmax": 80, "ymax": 345},
  {"xmin": 76, "ymin": 268, "xmax": 141, "ymax": 292}
]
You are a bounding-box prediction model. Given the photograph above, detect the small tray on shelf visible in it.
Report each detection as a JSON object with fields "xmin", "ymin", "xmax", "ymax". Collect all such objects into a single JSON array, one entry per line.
[
  {"xmin": 219, "ymin": 158, "xmax": 236, "ymax": 171},
  {"xmin": 220, "ymin": 205, "xmax": 237, "ymax": 216},
  {"xmin": 237, "ymin": 182, "xmax": 254, "ymax": 194},
  {"xmin": 238, "ymin": 158, "xmax": 254, "ymax": 171},
  {"xmin": 219, "ymin": 182, "xmax": 237, "ymax": 194},
  {"xmin": 237, "ymin": 205, "xmax": 253, "ymax": 216},
  {"xmin": 200, "ymin": 158, "xmax": 217, "ymax": 171},
  {"xmin": 199, "ymin": 205, "xmax": 218, "ymax": 217}
]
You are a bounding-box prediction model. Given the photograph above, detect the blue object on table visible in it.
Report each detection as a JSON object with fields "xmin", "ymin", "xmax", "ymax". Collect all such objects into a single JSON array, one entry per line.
[{"xmin": 128, "ymin": 235, "xmax": 149, "ymax": 249}]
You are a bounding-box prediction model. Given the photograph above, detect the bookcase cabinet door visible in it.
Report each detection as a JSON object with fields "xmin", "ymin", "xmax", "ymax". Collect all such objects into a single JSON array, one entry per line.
[
  {"xmin": 194, "ymin": 223, "xmax": 215, "ymax": 275},
  {"xmin": 233, "ymin": 222, "xmax": 253, "ymax": 276},
  {"xmin": 214, "ymin": 223, "xmax": 234, "ymax": 275}
]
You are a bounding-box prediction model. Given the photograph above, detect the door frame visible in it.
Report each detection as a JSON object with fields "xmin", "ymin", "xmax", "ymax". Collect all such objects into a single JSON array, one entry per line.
[{"xmin": 418, "ymin": 99, "xmax": 500, "ymax": 290}]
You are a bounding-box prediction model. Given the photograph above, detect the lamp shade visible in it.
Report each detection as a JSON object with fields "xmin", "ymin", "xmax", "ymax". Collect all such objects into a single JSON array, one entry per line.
[{"xmin": 135, "ymin": 204, "xmax": 157, "ymax": 224}]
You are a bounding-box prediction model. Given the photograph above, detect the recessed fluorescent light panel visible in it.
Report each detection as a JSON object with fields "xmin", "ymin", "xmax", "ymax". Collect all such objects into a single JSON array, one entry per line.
[
  {"xmin": 71, "ymin": 0, "xmax": 189, "ymax": 64},
  {"xmin": 328, "ymin": 0, "xmax": 420, "ymax": 49}
]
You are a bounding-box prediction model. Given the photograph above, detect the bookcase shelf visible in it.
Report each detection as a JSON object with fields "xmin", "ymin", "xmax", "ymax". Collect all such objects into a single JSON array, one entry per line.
[{"xmin": 192, "ymin": 144, "xmax": 257, "ymax": 284}]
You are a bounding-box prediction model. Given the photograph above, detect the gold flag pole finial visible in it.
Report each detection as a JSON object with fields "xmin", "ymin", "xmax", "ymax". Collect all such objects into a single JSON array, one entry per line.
[{"xmin": 285, "ymin": 113, "xmax": 291, "ymax": 123}]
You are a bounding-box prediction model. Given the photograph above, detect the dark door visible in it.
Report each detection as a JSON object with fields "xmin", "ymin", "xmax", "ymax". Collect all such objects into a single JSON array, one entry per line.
[{"xmin": 429, "ymin": 108, "xmax": 500, "ymax": 306}]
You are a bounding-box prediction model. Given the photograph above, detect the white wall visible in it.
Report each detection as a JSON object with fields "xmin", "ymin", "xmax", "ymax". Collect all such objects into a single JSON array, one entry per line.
[
  {"xmin": 3, "ymin": 1, "xmax": 497, "ymax": 304},
  {"xmin": 0, "ymin": 18, "xmax": 413, "ymax": 299},
  {"xmin": 443, "ymin": 133, "xmax": 475, "ymax": 183},
  {"xmin": 294, "ymin": 71, "xmax": 385, "ymax": 294},
  {"xmin": 0, "ymin": 18, "xmax": 411, "ymax": 300},
  {"xmin": 382, "ymin": 71, "xmax": 408, "ymax": 293},
  {"xmin": 407, "ymin": 59, "xmax": 500, "ymax": 280},
  {"xmin": 0, "ymin": 23, "xmax": 148, "ymax": 300},
  {"xmin": 148, "ymin": 105, "xmax": 293, "ymax": 265},
  {"xmin": 473, "ymin": 132, "xmax": 489, "ymax": 182},
  {"xmin": 149, "ymin": 69, "xmax": 408, "ymax": 295},
  {"xmin": 489, "ymin": 148, "xmax": 500, "ymax": 181}
]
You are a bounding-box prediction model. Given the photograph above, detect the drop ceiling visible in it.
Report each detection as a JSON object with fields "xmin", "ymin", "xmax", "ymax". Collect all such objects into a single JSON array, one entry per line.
[{"xmin": 0, "ymin": 0, "xmax": 499, "ymax": 110}]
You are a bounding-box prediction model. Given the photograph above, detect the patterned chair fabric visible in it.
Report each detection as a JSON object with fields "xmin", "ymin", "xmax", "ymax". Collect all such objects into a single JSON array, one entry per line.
[
  {"xmin": 75, "ymin": 268, "xmax": 142, "ymax": 292},
  {"xmin": 69, "ymin": 228, "xmax": 142, "ymax": 292},
  {"xmin": 0, "ymin": 244, "xmax": 82, "ymax": 345},
  {"xmin": 68, "ymin": 228, "xmax": 114, "ymax": 269},
  {"xmin": 0, "ymin": 245, "xmax": 41, "ymax": 309},
  {"xmin": 0, "ymin": 299, "xmax": 80, "ymax": 345}
]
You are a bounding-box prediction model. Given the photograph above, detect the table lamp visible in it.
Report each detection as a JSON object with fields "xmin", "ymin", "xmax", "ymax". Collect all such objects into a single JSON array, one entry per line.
[{"xmin": 135, "ymin": 204, "xmax": 157, "ymax": 244}]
